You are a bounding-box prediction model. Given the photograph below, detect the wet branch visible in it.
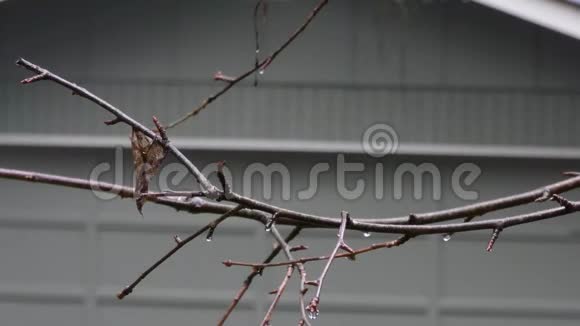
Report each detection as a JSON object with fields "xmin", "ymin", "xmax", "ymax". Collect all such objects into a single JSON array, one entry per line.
[
  {"xmin": 5, "ymin": 49, "xmax": 580, "ymax": 324},
  {"xmin": 2, "ymin": 167, "xmax": 580, "ymax": 236},
  {"xmin": 225, "ymin": 235, "xmax": 412, "ymax": 269},
  {"xmin": 116, "ymin": 205, "xmax": 244, "ymax": 299},
  {"xmin": 268, "ymin": 226, "xmax": 311, "ymax": 326},
  {"xmin": 217, "ymin": 227, "xmax": 302, "ymax": 326},
  {"xmin": 15, "ymin": 58, "xmax": 220, "ymax": 198},
  {"xmin": 304, "ymin": 211, "xmax": 350, "ymax": 319},
  {"xmin": 167, "ymin": 0, "xmax": 330, "ymax": 128}
]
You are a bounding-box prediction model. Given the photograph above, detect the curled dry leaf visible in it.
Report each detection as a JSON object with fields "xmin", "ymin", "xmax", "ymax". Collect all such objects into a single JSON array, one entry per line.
[{"xmin": 130, "ymin": 128, "xmax": 167, "ymax": 214}]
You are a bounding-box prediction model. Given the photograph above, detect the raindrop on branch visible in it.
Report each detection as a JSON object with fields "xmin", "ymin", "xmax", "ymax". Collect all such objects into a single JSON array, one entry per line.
[
  {"xmin": 307, "ymin": 309, "xmax": 319, "ymax": 320},
  {"xmin": 442, "ymin": 234, "xmax": 452, "ymax": 242},
  {"xmin": 363, "ymin": 232, "xmax": 372, "ymax": 238}
]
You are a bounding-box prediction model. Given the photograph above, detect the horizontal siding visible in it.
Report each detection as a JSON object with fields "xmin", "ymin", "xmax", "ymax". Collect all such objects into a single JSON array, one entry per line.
[{"xmin": 2, "ymin": 80, "xmax": 580, "ymax": 148}]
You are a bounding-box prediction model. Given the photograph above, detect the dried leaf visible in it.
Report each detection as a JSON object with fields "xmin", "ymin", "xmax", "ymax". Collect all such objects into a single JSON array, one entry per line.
[{"xmin": 130, "ymin": 128, "xmax": 167, "ymax": 214}]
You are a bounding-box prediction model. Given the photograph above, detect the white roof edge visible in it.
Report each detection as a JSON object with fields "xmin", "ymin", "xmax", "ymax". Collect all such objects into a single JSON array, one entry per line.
[
  {"xmin": 473, "ymin": 0, "xmax": 580, "ymax": 40},
  {"xmin": 1, "ymin": 133, "xmax": 580, "ymax": 160}
]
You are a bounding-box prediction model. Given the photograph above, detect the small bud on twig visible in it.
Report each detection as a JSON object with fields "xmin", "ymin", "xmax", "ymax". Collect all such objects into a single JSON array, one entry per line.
[
  {"xmin": 305, "ymin": 280, "xmax": 319, "ymax": 287},
  {"xmin": 152, "ymin": 116, "xmax": 168, "ymax": 142},
  {"xmin": 104, "ymin": 117, "xmax": 122, "ymax": 125},
  {"xmin": 289, "ymin": 245, "xmax": 308, "ymax": 252},
  {"xmin": 213, "ymin": 71, "xmax": 235, "ymax": 83},
  {"xmin": 217, "ymin": 161, "xmax": 233, "ymax": 200}
]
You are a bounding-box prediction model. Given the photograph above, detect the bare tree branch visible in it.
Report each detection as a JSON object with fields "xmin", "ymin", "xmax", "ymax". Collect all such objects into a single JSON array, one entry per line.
[
  {"xmin": 217, "ymin": 227, "xmax": 302, "ymax": 326},
  {"xmin": 253, "ymin": 0, "xmax": 267, "ymax": 86},
  {"xmin": 166, "ymin": 0, "xmax": 330, "ymax": 128},
  {"xmin": 304, "ymin": 211, "xmax": 350, "ymax": 320},
  {"xmin": 269, "ymin": 226, "xmax": 311, "ymax": 326},
  {"xmin": 262, "ymin": 265, "xmax": 294, "ymax": 326},
  {"xmin": 225, "ymin": 235, "xmax": 412, "ymax": 269},
  {"xmin": 117, "ymin": 205, "xmax": 244, "ymax": 299},
  {"xmin": 15, "ymin": 58, "xmax": 220, "ymax": 198},
  {"xmin": 6, "ymin": 57, "xmax": 580, "ymax": 323},
  {"xmin": 5, "ymin": 1, "xmax": 577, "ymax": 322},
  {"xmin": 2, "ymin": 167, "xmax": 580, "ymax": 236}
]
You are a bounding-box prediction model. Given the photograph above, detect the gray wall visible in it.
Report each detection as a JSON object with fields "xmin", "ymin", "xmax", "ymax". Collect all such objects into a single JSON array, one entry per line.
[
  {"xmin": 1, "ymin": 0, "xmax": 580, "ymax": 325},
  {"xmin": 1, "ymin": 0, "xmax": 580, "ymax": 147}
]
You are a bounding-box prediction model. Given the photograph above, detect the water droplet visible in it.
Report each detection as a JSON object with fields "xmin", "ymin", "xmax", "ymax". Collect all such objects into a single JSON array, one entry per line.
[
  {"xmin": 255, "ymin": 49, "xmax": 260, "ymax": 54},
  {"xmin": 307, "ymin": 309, "xmax": 319, "ymax": 320},
  {"xmin": 442, "ymin": 234, "xmax": 452, "ymax": 242},
  {"xmin": 259, "ymin": 70, "xmax": 265, "ymax": 75},
  {"xmin": 205, "ymin": 234, "xmax": 213, "ymax": 242},
  {"xmin": 265, "ymin": 225, "xmax": 272, "ymax": 232},
  {"xmin": 191, "ymin": 197, "xmax": 205, "ymax": 208},
  {"xmin": 363, "ymin": 232, "xmax": 371, "ymax": 238}
]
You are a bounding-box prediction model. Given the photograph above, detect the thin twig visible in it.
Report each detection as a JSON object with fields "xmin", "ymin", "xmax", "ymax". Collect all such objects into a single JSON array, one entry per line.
[
  {"xmin": 217, "ymin": 160, "xmax": 233, "ymax": 200},
  {"xmin": 262, "ymin": 265, "xmax": 294, "ymax": 326},
  {"xmin": 269, "ymin": 226, "xmax": 311, "ymax": 326},
  {"xmin": 305, "ymin": 211, "xmax": 350, "ymax": 319},
  {"xmin": 206, "ymin": 205, "xmax": 244, "ymax": 241},
  {"xmin": 15, "ymin": 58, "xmax": 220, "ymax": 198},
  {"xmin": 217, "ymin": 227, "xmax": 302, "ymax": 326},
  {"xmin": 116, "ymin": 205, "xmax": 243, "ymax": 299},
  {"xmin": 2, "ymin": 167, "xmax": 580, "ymax": 235},
  {"xmin": 253, "ymin": 0, "xmax": 266, "ymax": 86},
  {"xmin": 143, "ymin": 190, "xmax": 206, "ymax": 198},
  {"xmin": 167, "ymin": 0, "xmax": 330, "ymax": 128}
]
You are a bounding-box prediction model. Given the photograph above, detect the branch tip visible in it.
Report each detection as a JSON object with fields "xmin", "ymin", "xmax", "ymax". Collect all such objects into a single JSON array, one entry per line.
[
  {"xmin": 20, "ymin": 72, "xmax": 47, "ymax": 84},
  {"xmin": 289, "ymin": 244, "xmax": 308, "ymax": 252},
  {"xmin": 305, "ymin": 297, "xmax": 320, "ymax": 320},
  {"xmin": 486, "ymin": 228, "xmax": 502, "ymax": 252},
  {"xmin": 216, "ymin": 161, "xmax": 233, "ymax": 200},
  {"xmin": 152, "ymin": 116, "xmax": 168, "ymax": 141},
  {"xmin": 213, "ymin": 71, "xmax": 235, "ymax": 83},
  {"xmin": 563, "ymin": 171, "xmax": 580, "ymax": 177},
  {"xmin": 104, "ymin": 117, "xmax": 122, "ymax": 125},
  {"xmin": 305, "ymin": 280, "xmax": 319, "ymax": 287},
  {"xmin": 116, "ymin": 287, "xmax": 132, "ymax": 300}
]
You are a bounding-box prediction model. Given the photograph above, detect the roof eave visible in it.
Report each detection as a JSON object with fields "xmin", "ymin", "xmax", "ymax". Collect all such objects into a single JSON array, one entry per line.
[{"xmin": 473, "ymin": 0, "xmax": 580, "ymax": 40}]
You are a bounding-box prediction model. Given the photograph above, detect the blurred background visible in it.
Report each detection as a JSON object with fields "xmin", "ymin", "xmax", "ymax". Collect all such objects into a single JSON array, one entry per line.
[{"xmin": 0, "ymin": 0, "xmax": 580, "ymax": 325}]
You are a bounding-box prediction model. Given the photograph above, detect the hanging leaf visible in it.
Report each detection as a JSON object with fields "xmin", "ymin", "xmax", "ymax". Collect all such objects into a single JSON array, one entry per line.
[{"xmin": 130, "ymin": 128, "xmax": 167, "ymax": 214}]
